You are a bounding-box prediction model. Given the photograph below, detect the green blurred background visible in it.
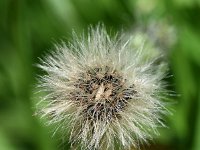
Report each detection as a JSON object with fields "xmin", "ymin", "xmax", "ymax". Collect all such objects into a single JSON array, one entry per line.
[{"xmin": 0, "ymin": 0, "xmax": 200, "ymax": 150}]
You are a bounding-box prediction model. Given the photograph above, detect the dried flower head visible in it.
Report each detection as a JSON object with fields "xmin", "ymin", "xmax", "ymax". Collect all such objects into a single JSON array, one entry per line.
[{"xmin": 36, "ymin": 25, "xmax": 168, "ymax": 150}]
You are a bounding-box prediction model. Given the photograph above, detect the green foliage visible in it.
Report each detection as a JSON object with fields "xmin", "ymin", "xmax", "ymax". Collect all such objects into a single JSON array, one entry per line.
[{"xmin": 0, "ymin": 0, "xmax": 200, "ymax": 149}]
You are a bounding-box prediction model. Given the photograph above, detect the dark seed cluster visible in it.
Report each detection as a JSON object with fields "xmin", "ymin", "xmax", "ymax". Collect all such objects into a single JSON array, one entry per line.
[{"xmin": 70, "ymin": 66, "xmax": 136, "ymax": 121}]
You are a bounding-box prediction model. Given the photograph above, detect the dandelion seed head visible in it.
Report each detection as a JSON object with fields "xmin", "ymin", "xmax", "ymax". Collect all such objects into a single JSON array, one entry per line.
[{"xmin": 36, "ymin": 25, "xmax": 169, "ymax": 150}]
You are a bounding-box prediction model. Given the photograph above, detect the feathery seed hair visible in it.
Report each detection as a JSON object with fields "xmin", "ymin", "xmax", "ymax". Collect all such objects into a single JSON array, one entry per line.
[{"xmin": 36, "ymin": 25, "xmax": 168, "ymax": 150}]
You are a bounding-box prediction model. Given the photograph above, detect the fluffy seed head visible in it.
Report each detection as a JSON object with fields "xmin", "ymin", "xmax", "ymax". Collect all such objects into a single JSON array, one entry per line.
[{"xmin": 36, "ymin": 25, "xmax": 168, "ymax": 150}]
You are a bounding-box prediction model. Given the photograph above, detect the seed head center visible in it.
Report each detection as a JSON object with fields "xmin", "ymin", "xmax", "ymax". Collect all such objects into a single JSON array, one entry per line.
[{"xmin": 71, "ymin": 66, "xmax": 136, "ymax": 121}]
